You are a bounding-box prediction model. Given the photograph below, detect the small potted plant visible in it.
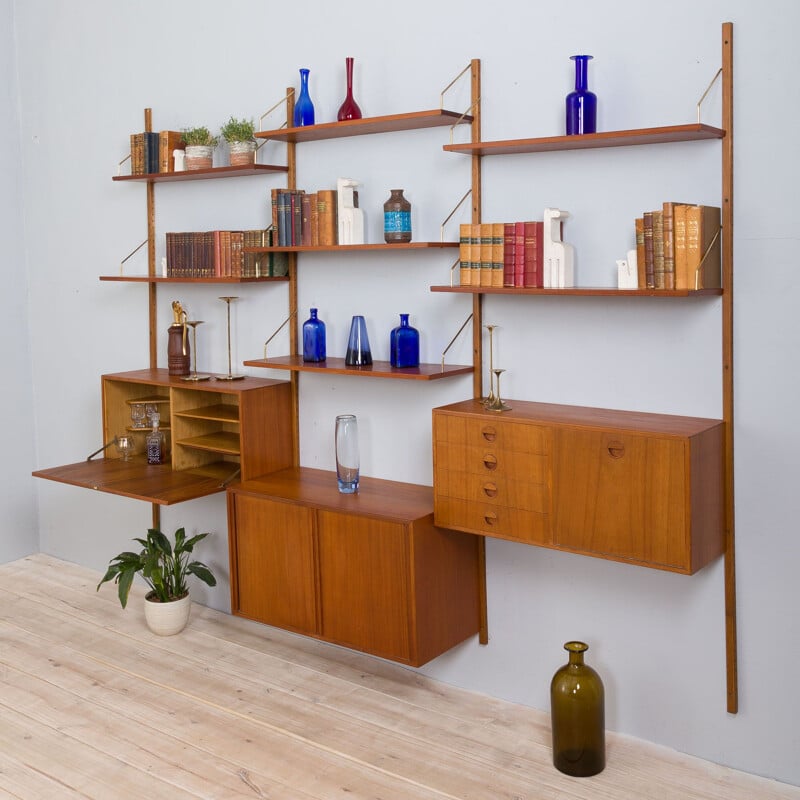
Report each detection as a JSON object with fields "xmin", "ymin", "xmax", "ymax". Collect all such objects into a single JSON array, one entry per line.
[
  {"xmin": 97, "ymin": 527, "xmax": 217, "ymax": 635},
  {"xmin": 221, "ymin": 116, "xmax": 257, "ymax": 167},
  {"xmin": 181, "ymin": 126, "xmax": 219, "ymax": 170}
]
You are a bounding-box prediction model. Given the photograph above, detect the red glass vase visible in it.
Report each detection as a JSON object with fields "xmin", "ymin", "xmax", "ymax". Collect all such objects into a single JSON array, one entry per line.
[{"xmin": 337, "ymin": 57, "xmax": 363, "ymax": 121}]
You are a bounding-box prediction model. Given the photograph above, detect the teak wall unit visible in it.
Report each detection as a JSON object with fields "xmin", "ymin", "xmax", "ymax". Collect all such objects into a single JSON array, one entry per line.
[{"xmin": 433, "ymin": 26, "xmax": 736, "ymax": 711}]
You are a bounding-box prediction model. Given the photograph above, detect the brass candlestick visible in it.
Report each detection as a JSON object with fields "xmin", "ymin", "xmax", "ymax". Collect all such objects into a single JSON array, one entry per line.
[
  {"xmin": 483, "ymin": 324, "xmax": 497, "ymax": 406},
  {"xmin": 486, "ymin": 368, "xmax": 511, "ymax": 412},
  {"xmin": 215, "ymin": 296, "xmax": 245, "ymax": 381},
  {"xmin": 182, "ymin": 321, "xmax": 211, "ymax": 382}
]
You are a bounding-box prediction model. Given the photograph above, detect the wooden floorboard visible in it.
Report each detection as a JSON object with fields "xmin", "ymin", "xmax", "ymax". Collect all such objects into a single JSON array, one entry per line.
[{"xmin": 1, "ymin": 554, "xmax": 798, "ymax": 800}]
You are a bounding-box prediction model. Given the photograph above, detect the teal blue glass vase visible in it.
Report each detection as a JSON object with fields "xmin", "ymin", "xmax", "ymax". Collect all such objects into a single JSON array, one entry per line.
[
  {"xmin": 390, "ymin": 314, "xmax": 419, "ymax": 368},
  {"xmin": 294, "ymin": 68, "xmax": 315, "ymax": 127}
]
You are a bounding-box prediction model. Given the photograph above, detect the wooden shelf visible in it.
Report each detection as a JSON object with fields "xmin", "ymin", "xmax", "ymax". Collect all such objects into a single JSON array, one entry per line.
[
  {"xmin": 244, "ymin": 242, "xmax": 458, "ymax": 254},
  {"xmin": 430, "ymin": 285, "xmax": 723, "ymax": 297},
  {"xmin": 256, "ymin": 109, "xmax": 473, "ymax": 144},
  {"xmin": 243, "ymin": 355, "xmax": 473, "ymax": 381},
  {"xmin": 99, "ymin": 275, "xmax": 288, "ymax": 284},
  {"xmin": 443, "ymin": 123, "xmax": 725, "ymax": 156},
  {"xmin": 112, "ymin": 164, "xmax": 288, "ymax": 182},
  {"xmin": 174, "ymin": 403, "xmax": 240, "ymax": 424},
  {"xmin": 176, "ymin": 431, "xmax": 241, "ymax": 456}
]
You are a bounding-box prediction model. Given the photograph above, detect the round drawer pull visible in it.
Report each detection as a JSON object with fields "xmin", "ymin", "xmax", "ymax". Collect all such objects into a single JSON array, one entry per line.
[
  {"xmin": 482, "ymin": 454, "xmax": 498, "ymax": 471},
  {"xmin": 481, "ymin": 426, "xmax": 497, "ymax": 442},
  {"xmin": 483, "ymin": 511, "xmax": 498, "ymax": 525},
  {"xmin": 607, "ymin": 440, "xmax": 625, "ymax": 459},
  {"xmin": 483, "ymin": 482, "xmax": 498, "ymax": 498}
]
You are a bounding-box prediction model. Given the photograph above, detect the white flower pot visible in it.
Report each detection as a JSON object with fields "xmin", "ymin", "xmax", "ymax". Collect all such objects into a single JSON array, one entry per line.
[
  {"xmin": 144, "ymin": 591, "xmax": 191, "ymax": 636},
  {"xmin": 184, "ymin": 144, "xmax": 214, "ymax": 170},
  {"xmin": 228, "ymin": 139, "xmax": 256, "ymax": 167}
]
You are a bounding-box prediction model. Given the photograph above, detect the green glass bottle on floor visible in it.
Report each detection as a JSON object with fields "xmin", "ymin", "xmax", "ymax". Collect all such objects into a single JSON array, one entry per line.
[{"xmin": 550, "ymin": 641, "xmax": 606, "ymax": 777}]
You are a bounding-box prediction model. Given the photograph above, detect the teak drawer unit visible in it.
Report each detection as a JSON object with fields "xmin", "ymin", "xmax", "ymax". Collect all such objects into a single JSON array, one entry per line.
[
  {"xmin": 228, "ymin": 467, "xmax": 481, "ymax": 666},
  {"xmin": 433, "ymin": 399, "xmax": 725, "ymax": 574}
]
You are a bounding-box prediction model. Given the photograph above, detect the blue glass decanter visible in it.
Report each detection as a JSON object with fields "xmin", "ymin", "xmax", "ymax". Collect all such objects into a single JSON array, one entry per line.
[
  {"xmin": 302, "ymin": 307, "xmax": 326, "ymax": 362},
  {"xmin": 390, "ymin": 314, "xmax": 419, "ymax": 368},
  {"xmin": 565, "ymin": 55, "xmax": 597, "ymax": 135},
  {"xmin": 294, "ymin": 68, "xmax": 315, "ymax": 127},
  {"xmin": 345, "ymin": 315, "xmax": 372, "ymax": 366}
]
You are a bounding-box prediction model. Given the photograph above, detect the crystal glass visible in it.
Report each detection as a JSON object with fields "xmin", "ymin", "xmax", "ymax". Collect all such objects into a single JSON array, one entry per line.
[
  {"xmin": 145, "ymin": 403, "xmax": 159, "ymax": 427},
  {"xmin": 345, "ymin": 315, "xmax": 372, "ymax": 366},
  {"xmin": 335, "ymin": 414, "xmax": 359, "ymax": 493},
  {"xmin": 565, "ymin": 55, "xmax": 597, "ymax": 135},
  {"xmin": 302, "ymin": 307, "xmax": 326, "ymax": 362},
  {"xmin": 293, "ymin": 68, "xmax": 315, "ymax": 127},
  {"xmin": 550, "ymin": 641, "xmax": 606, "ymax": 776},
  {"xmin": 390, "ymin": 314, "xmax": 420, "ymax": 368},
  {"xmin": 130, "ymin": 402, "xmax": 146, "ymax": 428},
  {"xmin": 337, "ymin": 57, "xmax": 363, "ymax": 121},
  {"xmin": 115, "ymin": 435, "xmax": 135, "ymax": 462}
]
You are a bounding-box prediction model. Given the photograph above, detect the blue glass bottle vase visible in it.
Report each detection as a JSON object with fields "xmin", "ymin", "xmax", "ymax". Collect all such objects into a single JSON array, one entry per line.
[
  {"xmin": 294, "ymin": 68, "xmax": 315, "ymax": 127},
  {"xmin": 345, "ymin": 315, "xmax": 372, "ymax": 366},
  {"xmin": 302, "ymin": 308, "xmax": 326, "ymax": 362},
  {"xmin": 390, "ymin": 314, "xmax": 419, "ymax": 368},
  {"xmin": 565, "ymin": 55, "xmax": 597, "ymax": 135}
]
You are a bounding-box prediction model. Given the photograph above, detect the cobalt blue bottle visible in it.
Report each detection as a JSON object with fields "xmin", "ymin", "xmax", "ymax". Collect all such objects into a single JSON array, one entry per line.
[
  {"xmin": 565, "ymin": 55, "xmax": 597, "ymax": 135},
  {"xmin": 302, "ymin": 308, "xmax": 326, "ymax": 362},
  {"xmin": 294, "ymin": 68, "xmax": 315, "ymax": 127},
  {"xmin": 390, "ymin": 314, "xmax": 419, "ymax": 368}
]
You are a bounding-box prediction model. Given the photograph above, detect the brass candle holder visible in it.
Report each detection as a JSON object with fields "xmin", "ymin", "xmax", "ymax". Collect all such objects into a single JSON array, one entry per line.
[
  {"xmin": 485, "ymin": 368, "xmax": 511, "ymax": 412},
  {"xmin": 215, "ymin": 296, "xmax": 245, "ymax": 381},
  {"xmin": 483, "ymin": 324, "xmax": 497, "ymax": 406},
  {"xmin": 182, "ymin": 321, "xmax": 211, "ymax": 382}
]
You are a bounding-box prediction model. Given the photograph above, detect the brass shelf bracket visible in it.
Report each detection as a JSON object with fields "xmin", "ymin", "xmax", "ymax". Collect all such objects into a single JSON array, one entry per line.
[
  {"xmin": 263, "ymin": 310, "xmax": 297, "ymax": 359},
  {"xmin": 440, "ymin": 313, "xmax": 473, "ymax": 371}
]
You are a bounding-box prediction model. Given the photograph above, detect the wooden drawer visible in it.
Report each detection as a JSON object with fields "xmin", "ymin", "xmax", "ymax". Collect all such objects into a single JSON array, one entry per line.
[
  {"xmin": 435, "ymin": 444, "xmax": 549, "ymax": 480},
  {"xmin": 435, "ymin": 496, "xmax": 551, "ymax": 545},
  {"xmin": 434, "ymin": 413, "xmax": 548, "ymax": 455},
  {"xmin": 434, "ymin": 469, "xmax": 548, "ymax": 513}
]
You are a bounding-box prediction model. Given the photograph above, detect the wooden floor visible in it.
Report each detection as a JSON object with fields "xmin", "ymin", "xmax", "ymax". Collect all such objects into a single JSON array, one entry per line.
[{"xmin": 1, "ymin": 555, "xmax": 798, "ymax": 800}]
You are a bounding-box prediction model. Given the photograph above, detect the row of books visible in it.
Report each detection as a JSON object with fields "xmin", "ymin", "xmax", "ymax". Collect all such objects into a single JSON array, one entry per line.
[
  {"xmin": 270, "ymin": 189, "xmax": 340, "ymax": 247},
  {"xmin": 164, "ymin": 229, "xmax": 288, "ymax": 279},
  {"xmin": 459, "ymin": 221, "xmax": 545, "ymax": 288},
  {"xmin": 130, "ymin": 130, "xmax": 185, "ymax": 175},
  {"xmin": 635, "ymin": 203, "xmax": 721, "ymax": 290}
]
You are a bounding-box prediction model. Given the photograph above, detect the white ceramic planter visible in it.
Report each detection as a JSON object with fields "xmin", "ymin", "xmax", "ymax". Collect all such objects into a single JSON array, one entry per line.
[
  {"xmin": 184, "ymin": 144, "xmax": 214, "ymax": 170},
  {"xmin": 228, "ymin": 139, "xmax": 256, "ymax": 167},
  {"xmin": 144, "ymin": 592, "xmax": 191, "ymax": 636}
]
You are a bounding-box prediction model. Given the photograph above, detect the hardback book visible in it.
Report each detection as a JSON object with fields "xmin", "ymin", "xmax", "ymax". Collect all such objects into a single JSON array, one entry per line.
[
  {"xmin": 270, "ymin": 188, "xmax": 280, "ymax": 235},
  {"xmin": 652, "ymin": 210, "xmax": 665, "ymax": 289},
  {"xmin": 503, "ymin": 223, "xmax": 515, "ymax": 287},
  {"xmin": 142, "ymin": 132, "xmax": 159, "ymax": 175},
  {"xmin": 685, "ymin": 205, "xmax": 721, "ymax": 289},
  {"xmin": 491, "ymin": 223, "xmax": 505, "ymax": 288},
  {"xmin": 635, "ymin": 217, "xmax": 646, "ymax": 289},
  {"xmin": 459, "ymin": 223, "xmax": 472, "ymax": 286},
  {"xmin": 277, "ymin": 191, "xmax": 290, "ymax": 247},
  {"xmin": 661, "ymin": 201, "xmax": 689, "ymax": 290},
  {"xmin": 317, "ymin": 190, "xmax": 338, "ymax": 246},
  {"xmin": 301, "ymin": 193, "xmax": 313, "ymax": 247},
  {"xmin": 308, "ymin": 192, "xmax": 319, "ymax": 246},
  {"xmin": 642, "ymin": 211, "xmax": 655, "ymax": 289},
  {"xmin": 469, "ymin": 223, "xmax": 481, "ymax": 286},
  {"xmin": 523, "ymin": 221, "xmax": 542, "ymax": 288},
  {"xmin": 479, "ymin": 223, "xmax": 493, "ymax": 287},
  {"xmin": 513, "ymin": 221, "xmax": 525, "ymax": 287},
  {"xmin": 130, "ymin": 133, "xmax": 145, "ymax": 175},
  {"xmin": 673, "ymin": 204, "xmax": 689, "ymax": 290},
  {"xmin": 159, "ymin": 131, "xmax": 185, "ymax": 173}
]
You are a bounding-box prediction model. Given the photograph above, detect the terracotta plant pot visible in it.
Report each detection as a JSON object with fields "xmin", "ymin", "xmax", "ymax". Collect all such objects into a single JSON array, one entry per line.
[
  {"xmin": 144, "ymin": 591, "xmax": 191, "ymax": 635},
  {"xmin": 228, "ymin": 140, "xmax": 256, "ymax": 167},
  {"xmin": 184, "ymin": 144, "xmax": 214, "ymax": 170}
]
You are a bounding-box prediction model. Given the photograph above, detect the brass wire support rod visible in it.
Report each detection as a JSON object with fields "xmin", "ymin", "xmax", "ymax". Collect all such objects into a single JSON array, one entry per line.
[
  {"xmin": 258, "ymin": 90, "xmax": 295, "ymax": 134},
  {"xmin": 440, "ymin": 62, "xmax": 473, "ymax": 109},
  {"xmin": 117, "ymin": 153, "xmax": 131, "ymax": 176},
  {"xmin": 448, "ymin": 98, "xmax": 481, "ymax": 145},
  {"xmin": 86, "ymin": 438, "xmax": 118, "ymax": 461},
  {"xmin": 440, "ymin": 313, "xmax": 473, "ymax": 371},
  {"xmin": 448, "ymin": 257, "xmax": 460, "ymax": 288},
  {"xmin": 440, "ymin": 189, "xmax": 472, "ymax": 242},
  {"xmin": 697, "ymin": 67, "xmax": 723, "ymax": 125},
  {"xmin": 694, "ymin": 227, "xmax": 722, "ymax": 290},
  {"xmin": 119, "ymin": 239, "xmax": 148, "ymax": 276},
  {"xmin": 263, "ymin": 310, "xmax": 297, "ymax": 359},
  {"xmin": 219, "ymin": 467, "xmax": 241, "ymax": 488}
]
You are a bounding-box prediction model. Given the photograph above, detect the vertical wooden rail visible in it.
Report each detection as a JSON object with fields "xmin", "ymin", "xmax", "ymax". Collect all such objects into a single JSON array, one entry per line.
[
  {"xmin": 286, "ymin": 89, "xmax": 300, "ymax": 466},
  {"xmin": 468, "ymin": 59, "xmax": 489, "ymax": 647},
  {"xmin": 721, "ymin": 21, "xmax": 737, "ymax": 714},
  {"xmin": 144, "ymin": 107, "xmax": 161, "ymax": 532}
]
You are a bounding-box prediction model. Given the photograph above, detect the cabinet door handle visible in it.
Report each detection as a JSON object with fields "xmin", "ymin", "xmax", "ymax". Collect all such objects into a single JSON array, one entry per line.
[
  {"xmin": 607, "ymin": 441, "xmax": 626, "ymax": 459},
  {"xmin": 483, "ymin": 482, "xmax": 498, "ymax": 498},
  {"xmin": 481, "ymin": 426, "xmax": 497, "ymax": 442},
  {"xmin": 483, "ymin": 511, "xmax": 498, "ymax": 525},
  {"xmin": 482, "ymin": 454, "xmax": 498, "ymax": 470}
]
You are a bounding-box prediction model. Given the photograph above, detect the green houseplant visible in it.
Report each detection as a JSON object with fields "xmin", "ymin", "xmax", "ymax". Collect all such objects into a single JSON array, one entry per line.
[
  {"xmin": 181, "ymin": 126, "xmax": 219, "ymax": 170},
  {"xmin": 220, "ymin": 116, "xmax": 257, "ymax": 167},
  {"xmin": 97, "ymin": 527, "xmax": 217, "ymax": 635}
]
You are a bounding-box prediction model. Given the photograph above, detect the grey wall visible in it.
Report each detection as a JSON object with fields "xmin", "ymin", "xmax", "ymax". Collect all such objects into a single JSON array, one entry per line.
[
  {"xmin": 15, "ymin": 0, "xmax": 800, "ymax": 787},
  {"xmin": 0, "ymin": 0, "xmax": 38, "ymax": 561}
]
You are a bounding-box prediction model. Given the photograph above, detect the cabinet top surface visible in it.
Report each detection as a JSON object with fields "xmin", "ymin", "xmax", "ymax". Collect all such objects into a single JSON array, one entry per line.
[
  {"xmin": 434, "ymin": 398, "xmax": 723, "ymax": 436},
  {"xmin": 102, "ymin": 368, "xmax": 289, "ymax": 393},
  {"xmin": 232, "ymin": 467, "xmax": 435, "ymax": 521}
]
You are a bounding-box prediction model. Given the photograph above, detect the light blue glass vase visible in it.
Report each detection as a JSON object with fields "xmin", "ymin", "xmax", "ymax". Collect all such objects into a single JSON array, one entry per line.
[{"xmin": 294, "ymin": 68, "xmax": 315, "ymax": 127}]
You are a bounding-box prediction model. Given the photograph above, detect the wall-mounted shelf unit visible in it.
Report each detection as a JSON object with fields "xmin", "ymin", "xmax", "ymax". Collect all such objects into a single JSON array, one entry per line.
[
  {"xmin": 112, "ymin": 163, "xmax": 288, "ymax": 182},
  {"xmin": 431, "ymin": 286, "xmax": 723, "ymax": 297}
]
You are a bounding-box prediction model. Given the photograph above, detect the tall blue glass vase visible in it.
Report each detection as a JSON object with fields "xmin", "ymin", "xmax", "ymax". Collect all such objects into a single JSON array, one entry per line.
[
  {"xmin": 565, "ymin": 55, "xmax": 597, "ymax": 135},
  {"xmin": 390, "ymin": 314, "xmax": 419, "ymax": 368},
  {"xmin": 294, "ymin": 68, "xmax": 315, "ymax": 127},
  {"xmin": 345, "ymin": 315, "xmax": 372, "ymax": 366},
  {"xmin": 302, "ymin": 308, "xmax": 326, "ymax": 362}
]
